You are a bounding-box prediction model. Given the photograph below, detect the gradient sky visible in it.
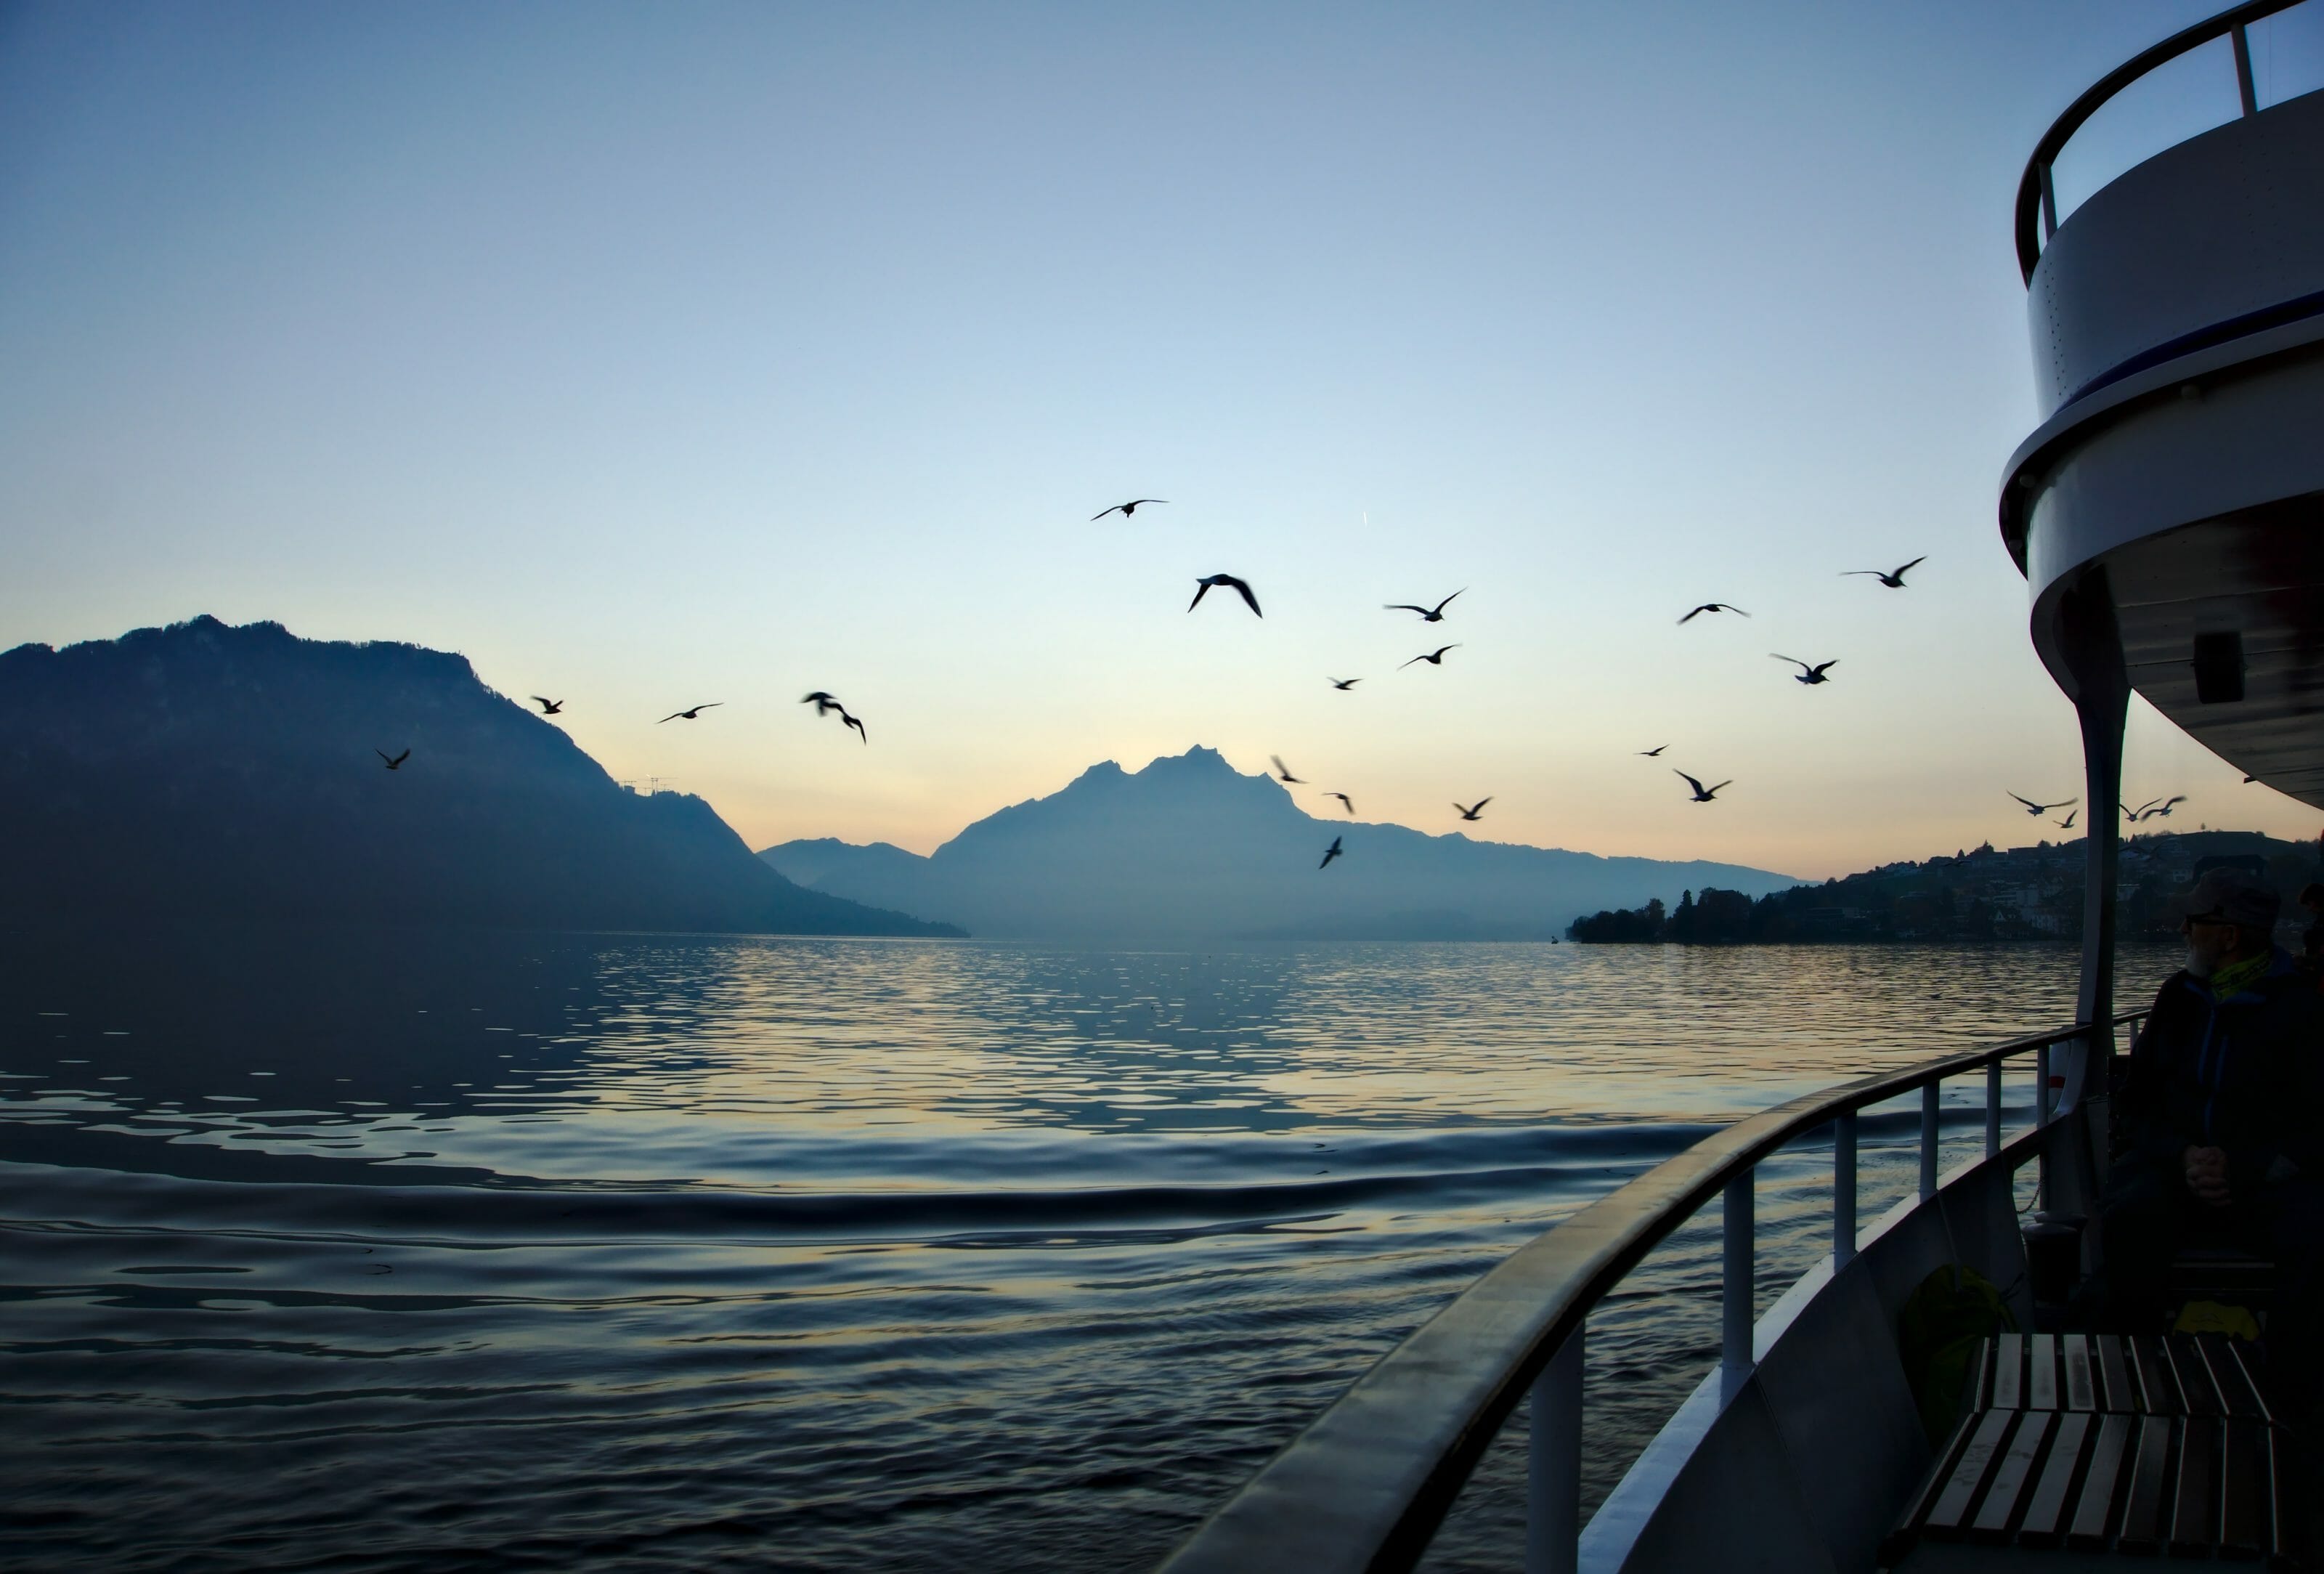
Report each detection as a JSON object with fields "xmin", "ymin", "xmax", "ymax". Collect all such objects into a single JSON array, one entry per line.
[{"xmin": 6, "ymin": 1, "xmax": 2321, "ymax": 880}]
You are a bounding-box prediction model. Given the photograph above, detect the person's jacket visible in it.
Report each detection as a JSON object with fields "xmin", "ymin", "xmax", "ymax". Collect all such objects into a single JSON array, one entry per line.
[{"xmin": 2116, "ymin": 947, "xmax": 2324, "ymax": 1199}]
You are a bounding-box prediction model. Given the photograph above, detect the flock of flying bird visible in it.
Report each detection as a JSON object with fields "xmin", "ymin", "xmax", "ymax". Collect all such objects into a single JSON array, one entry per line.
[
  {"xmin": 1131, "ymin": 519, "xmax": 1953, "ymax": 869},
  {"xmin": 368, "ymin": 508, "xmax": 2188, "ymax": 864}
]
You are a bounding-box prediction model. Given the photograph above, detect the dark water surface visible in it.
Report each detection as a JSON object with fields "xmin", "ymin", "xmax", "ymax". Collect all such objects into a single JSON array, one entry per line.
[{"xmin": 0, "ymin": 931, "xmax": 2171, "ymax": 1573}]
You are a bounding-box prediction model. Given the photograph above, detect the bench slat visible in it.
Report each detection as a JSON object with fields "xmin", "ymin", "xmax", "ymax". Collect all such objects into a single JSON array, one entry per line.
[
  {"xmin": 2219, "ymin": 1417, "xmax": 2267, "ymax": 1558},
  {"xmin": 2095, "ymin": 1332, "xmax": 2132, "ymax": 1412},
  {"xmin": 2018, "ymin": 1408, "xmax": 2092, "ymax": 1547},
  {"xmin": 2115, "ymin": 1414, "xmax": 2175, "ymax": 1554},
  {"xmin": 2169, "ymin": 1335, "xmax": 2221, "ymax": 1416},
  {"xmin": 1972, "ymin": 1408, "xmax": 2052, "ymax": 1541},
  {"xmin": 1877, "ymin": 1408, "xmax": 1983, "ymax": 1566},
  {"xmin": 2067, "ymin": 1413, "xmax": 2134, "ymax": 1551},
  {"xmin": 2062, "ymin": 1334, "xmax": 2095, "ymax": 1412},
  {"xmin": 1924, "ymin": 1409, "xmax": 2018, "ymax": 1540},
  {"xmin": 2169, "ymin": 1415, "xmax": 2216, "ymax": 1555},
  {"xmin": 2196, "ymin": 1334, "xmax": 2264, "ymax": 1420},
  {"xmin": 1990, "ymin": 1332, "xmax": 2023, "ymax": 1410},
  {"xmin": 2026, "ymin": 1333, "xmax": 2058, "ymax": 1410},
  {"xmin": 2133, "ymin": 1336, "xmax": 2182, "ymax": 1415}
]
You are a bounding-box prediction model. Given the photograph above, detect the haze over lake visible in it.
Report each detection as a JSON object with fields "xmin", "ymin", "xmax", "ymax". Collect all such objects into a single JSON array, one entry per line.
[{"xmin": 0, "ymin": 930, "xmax": 2174, "ymax": 1573}]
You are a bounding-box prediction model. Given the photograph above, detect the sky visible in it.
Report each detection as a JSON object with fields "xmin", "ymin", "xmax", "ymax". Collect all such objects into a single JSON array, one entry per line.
[{"xmin": 4, "ymin": 0, "xmax": 2321, "ymax": 880}]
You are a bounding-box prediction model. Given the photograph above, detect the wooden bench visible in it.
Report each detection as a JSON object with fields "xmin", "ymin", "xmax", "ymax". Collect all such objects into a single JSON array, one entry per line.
[{"xmin": 1880, "ymin": 1333, "xmax": 2299, "ymax": 1570}]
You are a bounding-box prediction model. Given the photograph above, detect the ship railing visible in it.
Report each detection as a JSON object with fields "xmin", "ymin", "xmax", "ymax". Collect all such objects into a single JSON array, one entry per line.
[
  {"xmin": 2015, "ymin": 0, "xmax": 2312, "ymax": 281},
  {"xmin": 1158, "ymin": 1009, "xmax": 2148, "ymax": 1574}
]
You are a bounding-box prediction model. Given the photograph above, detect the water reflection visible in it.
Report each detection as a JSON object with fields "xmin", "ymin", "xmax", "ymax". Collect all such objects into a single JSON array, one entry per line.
[{"xmin": 0, "ymin": 931, "xmax": 2177, "ymax": 1573}]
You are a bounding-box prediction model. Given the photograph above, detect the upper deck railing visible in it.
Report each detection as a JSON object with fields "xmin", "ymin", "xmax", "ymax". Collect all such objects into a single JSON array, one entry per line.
[
  {"xmin": 2015, "ymin": 0, "xmax": 2310, "ymax": 283},
  {"xmin": 1158, "ymin": 1011, "xmax": 2144, "ymax": 1574}
]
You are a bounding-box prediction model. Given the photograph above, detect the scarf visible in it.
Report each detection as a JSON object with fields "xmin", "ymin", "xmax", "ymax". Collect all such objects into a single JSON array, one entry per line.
[{"xmin": 2206, "ymin": 949, "xmax": 2272, "ymax": 1000}]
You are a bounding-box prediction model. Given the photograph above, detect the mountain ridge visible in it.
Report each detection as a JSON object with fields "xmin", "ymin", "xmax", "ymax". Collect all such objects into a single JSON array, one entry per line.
[
  {"xmin": 763, "ymin": 745, "xmax": 1799, "ymax": 938},
  {"xmin": 0, "ymin": 615, "xmax": 956, "ymax": 937}
]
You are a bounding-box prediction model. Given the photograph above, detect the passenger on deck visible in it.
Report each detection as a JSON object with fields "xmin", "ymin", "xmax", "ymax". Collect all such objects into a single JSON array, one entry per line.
[{"xmin": 2092, "ymin": 868, "xmax": 2324, "ymax": 1417}]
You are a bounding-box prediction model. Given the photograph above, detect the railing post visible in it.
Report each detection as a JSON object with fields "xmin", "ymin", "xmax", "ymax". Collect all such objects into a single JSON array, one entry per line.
[
  {"xmin": 1526, "ymin": 1326, "xmax": 1583, "ymax": 1574},
  {"xmin": 1722, "ymin": 1170, "xmax": 1754, "ymax": 1400},
  {"xmin": 1986, "ymin": 1061, "xmax": 2002, "ymax": 1156},
  {"xmin": 2036, "ymin": 1043, "xmax": 2052, "ymax": 1124},
  {"xmin": 1834, "ymin": 1112, "xmax": 1857, "ymax": 1268},
  {"xmin": 2039, "ymin": 161, "xmax": 2059, "ymax": 240},
  {"xmin": 1919, "ymin": 1083, "xmax": 1940, "ymax": 1200},
  {"xmin": 2232, "ymin": 23, "xmax": 2259, "ymax": 116}
]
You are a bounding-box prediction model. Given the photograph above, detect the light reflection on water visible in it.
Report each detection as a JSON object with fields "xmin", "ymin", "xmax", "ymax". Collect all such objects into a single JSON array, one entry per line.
[{"xmin": 0, "ymin": 932, "xmax": 2171, "ymax": 1573}]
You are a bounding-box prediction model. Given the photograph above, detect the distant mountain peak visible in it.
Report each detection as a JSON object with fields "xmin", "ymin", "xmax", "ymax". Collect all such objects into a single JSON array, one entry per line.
[{"xmin": 1142, "ymin": 744, "xmax": 1232, "ymax": 772}]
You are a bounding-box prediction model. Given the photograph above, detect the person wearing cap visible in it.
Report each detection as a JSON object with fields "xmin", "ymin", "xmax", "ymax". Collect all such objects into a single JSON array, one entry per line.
[{"xmin": 2089, "ymin": 867, "xmax": 2324, "ymax": 1416}]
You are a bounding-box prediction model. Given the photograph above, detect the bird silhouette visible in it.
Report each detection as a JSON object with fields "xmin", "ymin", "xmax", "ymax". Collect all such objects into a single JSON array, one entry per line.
[
  {"xmin": 659, "ymin": 704, "xmax": 722, "ymax": 723},
  {"xmin": 841, "ymin": 710, "xmax": 869, "ymax": 745},
  {"xmin": 1328, "ymin": 677, "xmax": 1360, "ymax": 691},
  {"xmin": 1325, "ymin": 792, "xmax": 1355, "ymax": 815},
  {"xmin": 1092, "ymin": 498, "xmax": 1168, "ymax": 521},
  {"xmin": 1319, "ymin": 835, "xmax": 1344, "ymax": 869},
  {"xmin": 1678, "ymin": 604, "xmax": 1749, "ymax": 624},
  {"xmin": 2055, "ymin": 810, "xmax": 2078, "ymax": 829},
  {"xmin": 2134, "ymin": 795, "xmax": 2187, "ymax": 822},
  {"xmin": 1842, "ymin": 556, "xmax": 1927, "ymax": 588},
  {"xmin": 1638, "ymin": 745, "xmax": 1668, "ymax": 757},
  {"xmin": 801, "ymin": 691, "xmax": 845, "ymax": 717},
  {"xmin": 1189, "ymin": 574, "xmax": 1262, "ymax": 617},
  {"xmin": 1400, "ymin": 644, "xmax": 1460, "ymax": 669},
  {"xmin": 1270, "ymin": 755, "xmax": 1305, "ymax": 784},
  {"xmin": 1675, "ymin": 771, "xmax": 1731, "ymax": 803},
  {"xmin": 2009, "ymin": 792, "xmax": 2076, "ymax": 816},
  {"xmin": 376, "ymin": 748, "xmax": 410, "ymax": 771},
  {"xmin": 530, "ymin": 697, "xmax": 564, "ymax": 715},
  {"xmin": 1384, "ymin": 590, "xmax": 1463, "ymax": 622},
  {"xmin": 1455, "ymin": 798, "xmax": 1492, "ymax": 822},
  {"xmin": 1771, "ymin": 654, "xmax": 1838, "ymax": 684}
]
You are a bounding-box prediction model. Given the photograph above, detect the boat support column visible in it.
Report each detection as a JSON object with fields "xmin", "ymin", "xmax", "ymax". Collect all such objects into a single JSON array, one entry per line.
[
  {"xmin": 2055, "ymin": 567, "xmax": 2129, "ymax": 1217},
  {"xmin": 1525, "ymin": 1326, "xmax": 1583, "ymax": 1574}
]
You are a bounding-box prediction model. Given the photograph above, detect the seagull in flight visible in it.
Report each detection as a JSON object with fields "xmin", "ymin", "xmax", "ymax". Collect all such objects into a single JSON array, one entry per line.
[
  {"xmin": 1454, "ymin": 798, "xmax": 1492, "ymax": 822},
  {"xmin": 2008, "ymin": 792, "xmax": 2076, "ymax": 816},
  {"xmin": 1384, "ymin": 590, "xmax": 1463, "ymax": 622},
  {"xmin": 1401, "ymin": 644, "xmax": 1460, "ymax": 669},
  {"xmin": 659, "ymin": 704, "xmax": 722, "ymax": 723},
  {"xmin": 2133, "ymin": 795, "xmax": 2187, "ymax": 822},
  {"xmin": 1328, "ymin": 677, "xmax": 1360, "ymax": 691},
  {"xmin": 1638, "ymin": 745, "xmax": 1668, "ymax": 757},
  {"xmin": 1771, "ymin": 654, "xmax": 1838, "ymax": 685},
  {"xmin": 801, "ymin": 691, "xmax": 845, "ymax": 717},
  {"xmin": 1675, "ymin": 771, "xmax": 1731, "ymax": 803},
  {"xmin": 2055, "ymin": 810, "xmax": 2078, "ymax": 829},
  {"xmin": 529, "ymin": 697, "xmax": 564, "ymax": 715},
  {"xmin": 1188, "ymin": 573, "xmax": 1262, "ymax": 617},
  {"xmin": 1678, "ymin": 604, "xmax": 1749, "ymax": 624},
  {"xmin": 1319, "ymin": 835, "xmax": 1344, "ymax": 869},
  {"xmin": 1092, "ymin": 498, "xmax": 1168, "ymax": 522},
  {"xmin": 376, "ymin": 748, "xmax": 410, "ymax": 771},
  {"xmin": 1325, "ymin": 792, "xmax": 1355, "ymax": 815},
  {"xmin": 1843, "ymin": 556, "xmax": 1927, "ymax": 588},
  {"xmin": 1270, "ymin": 755, "xmax": 1306, "ymax": 784}
]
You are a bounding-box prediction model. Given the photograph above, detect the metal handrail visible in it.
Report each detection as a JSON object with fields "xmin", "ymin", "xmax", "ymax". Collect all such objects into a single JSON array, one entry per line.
[
  {"xmin": 2014, "ymin": 0, "xmax": 2307, "ymax": 283},
  {"xmin": 1159, "ymin": 1009, "xmax": 2145, "ymax": 1574}
]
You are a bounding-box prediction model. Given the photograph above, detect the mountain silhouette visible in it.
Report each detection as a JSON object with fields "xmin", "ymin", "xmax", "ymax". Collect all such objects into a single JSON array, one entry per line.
[
  {"xmin": 762, "ymin": 746, "xmax": 1797, "ymax": 939},
  {"xmin": 0, "ymin": 616, "xmax": 955, "ymax": 937}
]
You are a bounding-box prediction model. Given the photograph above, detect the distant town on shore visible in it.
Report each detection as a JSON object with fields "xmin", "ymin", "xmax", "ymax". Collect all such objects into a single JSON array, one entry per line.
[{"xmin": 1568, "ymin": 829, "xmax": 2322, "ymax": 945}]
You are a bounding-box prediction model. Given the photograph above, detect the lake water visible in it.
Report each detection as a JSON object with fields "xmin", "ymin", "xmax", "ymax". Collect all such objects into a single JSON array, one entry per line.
[{"xmin": 0, "ymin": 931, "xmax": 2174, "ymax": 1573}]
